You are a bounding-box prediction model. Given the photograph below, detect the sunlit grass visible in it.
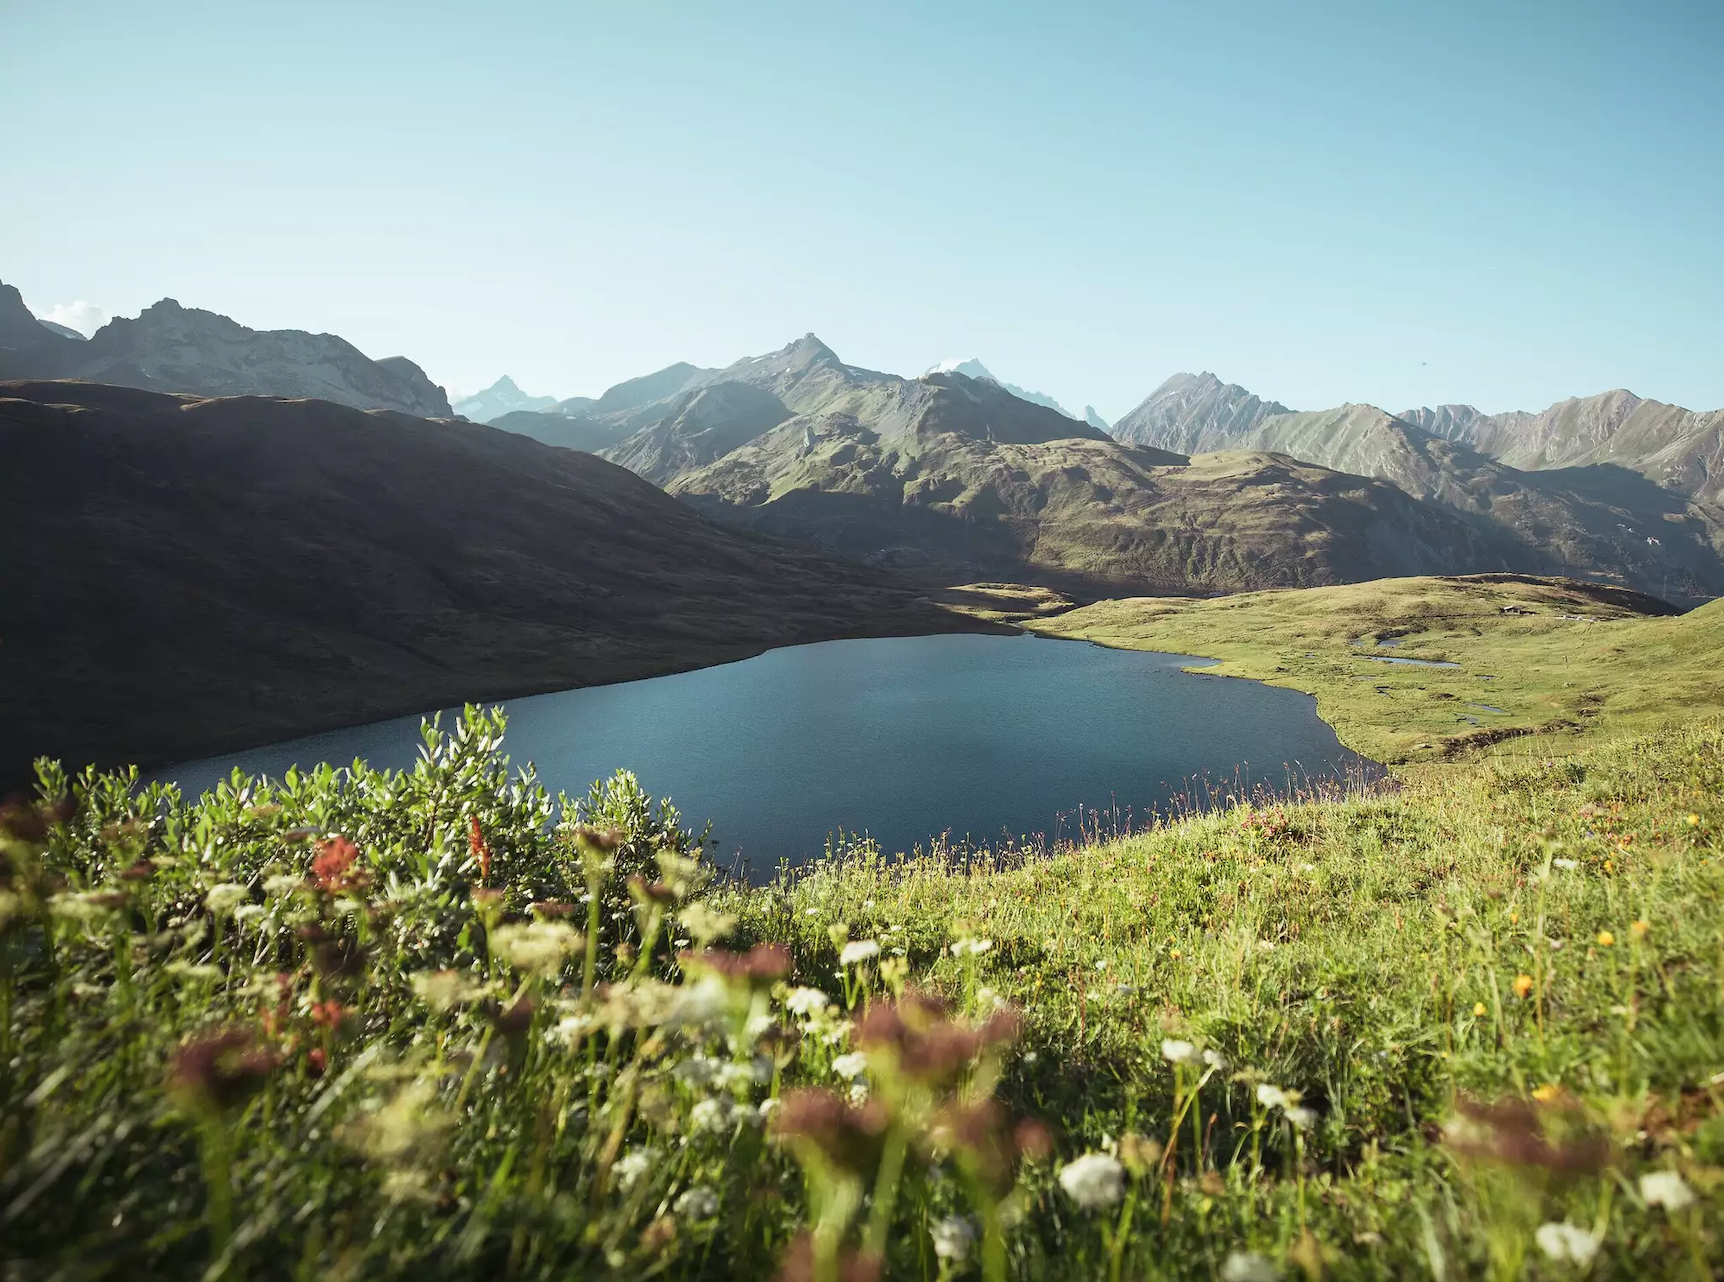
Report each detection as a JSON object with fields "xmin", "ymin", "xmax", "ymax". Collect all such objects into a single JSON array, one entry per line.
[{"xmin": 3, "ymin": 708, "xmax": 1722, "ymax": 1279}]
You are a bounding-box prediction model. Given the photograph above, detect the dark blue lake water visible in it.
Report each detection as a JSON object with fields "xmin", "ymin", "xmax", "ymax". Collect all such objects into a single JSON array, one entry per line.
[{"xmin": 160, "ymin": 633, "xmax": 1377, "ymax": 878}]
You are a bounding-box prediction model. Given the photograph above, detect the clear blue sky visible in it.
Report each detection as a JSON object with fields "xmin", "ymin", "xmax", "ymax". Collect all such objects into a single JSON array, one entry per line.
[{"xmin": 4, "ymin": 0, "xmax": 1720, "ymax": 419}]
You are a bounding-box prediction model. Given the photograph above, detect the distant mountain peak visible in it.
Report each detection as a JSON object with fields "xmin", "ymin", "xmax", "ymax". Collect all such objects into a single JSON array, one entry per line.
[
  {"xmin": 922, "ymin": 357, "xmax": 1077, "ymax": 419},
  {"xmin": 452, "ymin": 374, "xmax": 558, "ymax": 423}
]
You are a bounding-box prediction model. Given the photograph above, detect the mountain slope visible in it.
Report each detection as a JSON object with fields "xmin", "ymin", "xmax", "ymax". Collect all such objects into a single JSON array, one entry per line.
[
  {"xmin": 0, "ymin": 380, "xmax": 992, "ymax": 782},
  {"xmin": 453, "ymin": 375, "xmax": 558, "ymax": 422},
  {"xmin": 925, "ymin": 358, "xmax": 1079, "ymax": 420},
  {"xmin": 1114, "ymin": 378, "xmax": 1724, "ymax": 602},
  {"xmin": 1402, "ymin": 390, "xmax": 1724, "ymax": 507},
  {"xmin": 1110, "ymin": 372, "xmax": 1290, "ymax": 450},
  {"xmin": 0, "ymin": 283, "xmax": 451, "ymax": 416}
]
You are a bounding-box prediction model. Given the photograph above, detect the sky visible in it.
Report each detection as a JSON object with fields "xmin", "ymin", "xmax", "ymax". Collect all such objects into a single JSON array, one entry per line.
[{"xmin": 3, "ymin": 0, "xmax": 1721, "ymax": 420}]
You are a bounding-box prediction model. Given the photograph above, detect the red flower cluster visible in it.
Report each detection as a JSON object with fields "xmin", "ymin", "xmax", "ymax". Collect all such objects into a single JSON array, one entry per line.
[
  {"xmin": 311, "ymin": 836, "xmax": 363, "ymax": 893},
  {"xmin": 468, "ymin": 816, "xmax": 492, "ymax": 885}
]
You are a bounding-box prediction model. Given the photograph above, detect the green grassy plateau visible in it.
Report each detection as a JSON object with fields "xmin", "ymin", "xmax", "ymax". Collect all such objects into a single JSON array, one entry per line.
[
  {"xmin": 1025, "ymin": 574, "xmax": 1724, "ymax": 767},
  {"xmin": 4, "ymin": 574, "xmax": 1723, "ymax": 1280}
]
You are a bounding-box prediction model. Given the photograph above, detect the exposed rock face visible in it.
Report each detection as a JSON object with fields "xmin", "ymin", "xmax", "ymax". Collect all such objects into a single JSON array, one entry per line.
[
  {"xmin": 452, "ymin": 375, "xmax": 557, "ymax": 422},
  {"xmin": 0, "ymin": 283, "xmax": 451, "ymax": 416},
  {"xmin": 1110, "ymin": 372, "xmax": 1290, "ymax": 451},
  {"xmin": 0, "ymin": 379, "xmax": 993, "ymax": 782}
]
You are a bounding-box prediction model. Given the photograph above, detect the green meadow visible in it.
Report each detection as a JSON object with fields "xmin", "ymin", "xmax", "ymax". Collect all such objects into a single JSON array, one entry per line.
[{"xmin": 4, "ymin": 575, "xmax": 1723, "ymax": 1280}]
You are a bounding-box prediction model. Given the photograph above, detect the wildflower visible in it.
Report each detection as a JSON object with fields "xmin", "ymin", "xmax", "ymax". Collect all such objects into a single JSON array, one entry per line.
[
  {"xmin": 848, "ymin": 1080, "xmax": 870, "ymax": 1106},
  {"xmin": 1202, "ymin": 1048, "xmax": 1229, "ymax": 1071},
  {"xmin": 411, "ymin": 970, "xmax": 487, "ymax": 1011},
  {"xmin": 931, "ymin": 1215, "xmax": 977, "ymax": 1261},
  {"xmin": 1509, "ymin": 910, "xmax": 1520, "ymax": 924},
  {"xmin": 839, "ymin": 939, "xmax": 881, "ymax": 966},
  {"xmin": 785, "ymin": 987, "xmax": 830, "ymax": 1017},
  {"xmin": 1283, "ymin": 1105, "xmax": 1316, "ymax": 1130},
  {"xmin": 1531, "ymin": 1084, "xmax": 1562, "ymax": 1104},
  {"xmin": 687, "ymin": 943, "xmax": 792, "ymax": 987},
  {"xmin": 489, "ymin": 921, "xmax": 581, "ymax": 977},
  {"xmin": 772, "ymin": 1088, "xmax": 889, "ymax": 1175},
  {"xmin": 1639, "ymin": 1170, "xmax": 1694, "ymax": 1211},
  {"xmin": 1513, "ymin": 973, "xmax": 1535, "ymax": 999},
  {"xmin": 311, "ymin": 836, "xmax": 363, "ymax": 892},
  {"xmin": 1473, "ymin": 1002, "xmax": 1488, "ymax": 1018},
  {"xmin": 1630, "ymin": 919, "xmax": 1650, "ymax": 940},
  {"xmin": 233, "ymin": 903, "xmax": 266, "ymax": 923},
  {"xmin": 831, "ymin": 1051, "xmax": 869, "ymax": 1080},
  {"xmin": 467, "ymin": 815, "xmax": 492, "ymax": 884},
  {"xmin": 47, "ymin": 892, "xmax": 123, "ymax": 925},
  {"xmin": 1596, "ymin": 930, "xmax": 1615, "ymax": 948},
  {"xmin": 677, "ymin": 901, "xmax": 736, "ymax": 943},
  {"xmin": 167, "ymin": 1028, "xmax": 278, "ymax": 1114},
  {"xmin": 1256, "ymin": 1084, "xmax": 1288, "ymax": 1110},
  {"xmin": 950, "ymin": 938, "xmax": 993, "ymax": 957},
  {"xmin": 689, "ymin": 1096, "xmax": 734, "ymax": 1133},
  {"xmin": 1058, "ymin": 1152, "xmax": 1126, "ymax": 1209},
  {"xmin": 1221, "ymin": 1252, "xmax": 1280, "ymax": 1282},
  {"xmin": 310, "ymin": 1000, "xmax": 351, "ymax": 1032},
  {"xmin": 1161, "ymin": 1038, "xmax": 1198, "ymax": 1065},
  {"xmin": 1535, "ymin": 1222, "xmax": 1600, "ymax": 1266},
  {"xmin": 613, "ymin": 1147, "xmax": 658, "ymax": 1191},
  {"xmin": 1687, "ymin": 813, "xmax": 1700, "ymax": 827}
]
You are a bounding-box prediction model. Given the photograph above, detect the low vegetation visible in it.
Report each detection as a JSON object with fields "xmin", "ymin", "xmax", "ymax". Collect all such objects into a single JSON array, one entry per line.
[
  {"xmin": 5, "ymin": 690, "xmax": 1723, "ymax": 1278},
  {"xmin": 1027, "ymin": 574, "xmax": 1723, "ymax": 766}
]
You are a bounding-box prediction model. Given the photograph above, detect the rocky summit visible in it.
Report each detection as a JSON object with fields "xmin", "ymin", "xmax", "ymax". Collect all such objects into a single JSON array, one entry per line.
[{"xmin": 0, "ymin": 282, "xmax": 451, "ymax": 416}]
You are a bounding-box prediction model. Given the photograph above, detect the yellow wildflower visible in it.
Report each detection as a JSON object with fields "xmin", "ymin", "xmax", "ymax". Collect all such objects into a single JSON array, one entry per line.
[
  {"xmin": 1687, "ymin": 813, "xmax": 1700, "ymax": 827},
  {"xmin": 1531, "ymin": 1084, "xmax": 1561, "ymax": 1103},
  {"xmin": 1472, "ymin": 1002, "xmax": 1488, "ymax": 1017},
  {"xmin": 1630, "ymin": 919, "xmax": 1650, "ymax": 941},
  {"xmin": 1596, "ymin": 930, "xmax": 1615, "ymax": 948},
  {"xmin": 1512, "ymin": 973, "xmax": 1535, "ymax": 999}
]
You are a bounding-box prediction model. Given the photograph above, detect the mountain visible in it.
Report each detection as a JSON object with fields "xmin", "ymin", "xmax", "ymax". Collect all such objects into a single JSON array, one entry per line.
[
  {"xmin": 1083, "ymin": 406, "xmax": 1109, "ymax": 432},
  {"xmin": 0, "ymin": 379, "xmax": 993, "ymax": 782},
  {"xmin": 452, "ymin": 375, "xmax": 558, "ymax": 422},
  {"xmin": 0, "ymin": 283, "xmax": 451, "ymax": 417},
  {"xmin": 1110, "ymin": 372, "xmax": 1290, "ymax": 450},
  {"xmin": 38, "ymin": 319, "xmax": 86, "ymax": 341},
  {"xmin": 926, "ymin": 357, "xmax": 1080, "ymax": 419},
  {"xmin": 1113, "ymin": 383, "xmax": 1724, "ymax": 602},
  {"xmin": 1401, "ymin": 391, "xmax": 1724, "ymax": 509}
]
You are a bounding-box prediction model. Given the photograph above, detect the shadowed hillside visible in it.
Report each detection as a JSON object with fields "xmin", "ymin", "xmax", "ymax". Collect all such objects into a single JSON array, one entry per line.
[{"xmin": 0, "ymin": 380, "xmax": 994, "ymax": 782}]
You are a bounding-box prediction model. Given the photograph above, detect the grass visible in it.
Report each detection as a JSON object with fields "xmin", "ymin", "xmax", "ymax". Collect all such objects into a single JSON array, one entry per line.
[
  {"xmin": 5, "ymin": 691, "xmax": 1724, "ymax": 1279},
  {"xmin": 1023, "ymin": 573, "xmax": 1724, "ymax": 766}
]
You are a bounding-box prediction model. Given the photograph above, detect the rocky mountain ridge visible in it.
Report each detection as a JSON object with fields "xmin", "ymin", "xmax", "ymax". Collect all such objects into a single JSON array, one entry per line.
[{"xmin": 0, "ymin": 283, "xmax": 451, "ymax": 417}]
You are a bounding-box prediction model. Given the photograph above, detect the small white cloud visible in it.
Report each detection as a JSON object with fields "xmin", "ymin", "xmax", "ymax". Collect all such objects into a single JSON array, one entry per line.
[{"xmin": 44, "ymin": 301, "xmax": 109, "ymax": 337}]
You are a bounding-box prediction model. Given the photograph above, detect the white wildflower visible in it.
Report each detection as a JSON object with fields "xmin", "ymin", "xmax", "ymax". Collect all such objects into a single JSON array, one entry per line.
[
  {"xmin": 677, "ymin": 901, "xmax": 736, "ymax": 943},
  {"xmin": 785, "ymin": 987, "xmax": 830, "ymax": 1017},
  {"xmin": 1640, "ymin": 1170, "xmax": 1695, "ymax": 1211},
  {"xmin": 1202, "ymin": 1049, "xmax": 1229, "ymax": 1071},
  {"xmin": 848, "ymin": 1080, "xmax": 870, "ymax": 1106},
  {"xmin": 674, "ymin": 1055, "xmax": 722, "ymax": 1088},
  {"xmin": 1256, "ymin": 1085, "xmax": 1288, "ymax": 1110},
  {"xmin": 1535, "ymin": 1222, "xmax": 1600, "ymax": 1266},
  {"xmin": 1283, "ymin": 1105, "xmax": 1317, "ymax": 1130},
  {"xmin": 233, "ymin": 903, "xmax": 266, "ymax": 923},
  {"xmin": 1221, "ymin": 1250, "xmax": 1279, "ymax": 1282},
  {"xmin": 263, "ymin": 873, "xmax": 304, "ymax": 897},
  {"xmin": 689, "ymin": 1096, "xmax": 733, "ymax": 1134},
  {"xmin": 203, "ymin": 883, "xmax": 249, "ymax": 915},
  {"xmin": 489, "ymin": 921, "xmax": 580, "ymax": 977},
  {"xmin": 1161, "ymin": 1039, "xmax": 1198, "ymax": 1065},
  {"xmin": 674, "ymin": 1185, "xmax": 719, "ymax": 1219},
  {"xmin": 931, "ymin": 1214, "xmax": 977, "ymax": 1261},
  {"xmin": 950, "ymin": 938, "xmax": 993, "ymax": 957},
  {"xmin": 613, "ymin": 1147, "xmax": 657, "ymax": 1191},
  {"xmin": 412, "ymin": 970, "xmax": 487, "ymax": 1012},
  {"xmin": 1552, "ymin": 858, "xmax": 1579, "ymax": 870},
  {"xmin": 1058, "ymin": 1152, "xmax": 1126, "ymax": 1209},
  {"xmin": 757, "ymin": 1098, "xmax": 780, "ymax": 1120},
  {"xmin": 831, "ymin": 1051, "xmax": 869, "ymax": 1080},
  {"xmin": 669, "ymin": 975, "xmax": 732, "ymax": 1029},
  {"xmin": 840, "ymin": 939, "xmax": 881, "ymax": 965},
  {"xmin": 1094, "ymin": 958, "xmax": 1109, "ymax": 970}
]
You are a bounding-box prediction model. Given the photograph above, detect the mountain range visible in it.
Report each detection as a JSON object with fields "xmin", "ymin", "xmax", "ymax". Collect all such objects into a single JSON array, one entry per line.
[
  {"xmin": 0, "ymin": 379, "xmax": 989, "ymax": 780},
  {"xmin": 452, "ymin": 374, "xmax": 558, "ymax": 422},
  {"xmin": 0, "ymin": 283, "xmax": 451, "ymax": 416}
]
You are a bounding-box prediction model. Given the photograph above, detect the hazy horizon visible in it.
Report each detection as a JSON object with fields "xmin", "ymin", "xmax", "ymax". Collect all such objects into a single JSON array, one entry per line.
[{"xmin": 6, "ymin": 1, "xmax": 1721, "ymax": 420}]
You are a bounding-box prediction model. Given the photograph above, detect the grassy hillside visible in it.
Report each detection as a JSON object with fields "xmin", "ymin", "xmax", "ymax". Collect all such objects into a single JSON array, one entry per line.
[
  {"xmin": 6, "ymin": 698, "xmax": 1722, "ymax": 1280},
  {"xmin": 1026, "ymin": 574, "xmax": 1722, "ymax": 766}
]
